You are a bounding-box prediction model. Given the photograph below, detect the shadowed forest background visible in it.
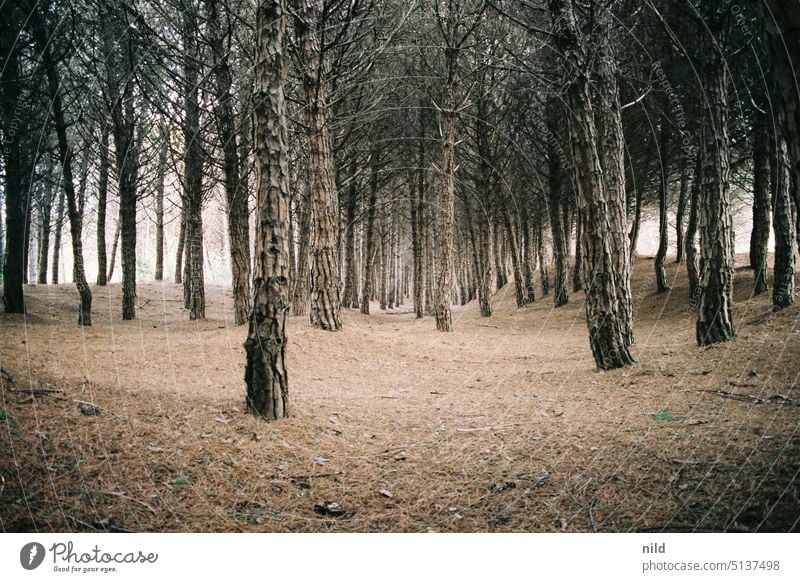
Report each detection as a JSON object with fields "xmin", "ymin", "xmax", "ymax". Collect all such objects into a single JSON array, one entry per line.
[{"xmin": 1, "ymin": 0, "xmax": 799, "ymax": 532}]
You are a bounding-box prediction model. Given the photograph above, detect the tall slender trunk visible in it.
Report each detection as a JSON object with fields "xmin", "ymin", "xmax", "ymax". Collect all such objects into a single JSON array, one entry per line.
[
  {"xmin": 96, "ymin": 126, "xmax": 110, "ymax": 285},
  {"xmin": 654, "ymin": 124, "xmax": 669, "ymax": 293},
  {"xmin": 33, "ymin": 7, "xmax": 91, "ymax": 324},
  {"xmin": 546, "ymin": 100, "xmax": 568, "ymax": 307},
  {"xmin": 174, "ymin": 209, "xmax": 186, "ymax": 284},
  {"xmin": 675, "ymin": 170, "xmax": 690, "ymax": 264},
  {"xmin": 297, "ymin": 0, "xmax": 341, "ymax": 331},
  {"xmin": 572, "ymin": 205, "xmax": 583, "ymax": 292},
  {"xmin": 154, "ymin": 124, "xmax": 167, "ymax": 281},
  {"xmin": 291, "ymin": 192, "xmax": 311, "ymax": 315},
  {"xmin": 696, "ymin": 12, "xmax": 734, "ymax": 346},
  {"xmin": 521, "ymin": 204, "xmax": 535, "ymax": 304},
  {"xmin": 503, "ymin": 206, "xmax": 526, "ymax": 308},
  {"xmin": 411, "ymin": 160, "xmax": 424, "ymax": 318},
  {"xmin": 628, "ymin": 184, "xmax": 642, "ymax": 255},
  {"xmin": 686, "ymin": 146, "xmax": 702, "ymax": 301},
  {"xmin": 537, "ymin": 219, "xmax": 550, "ymax": 296},
  {"xmin": 245, "ymin": 0, "xmax": 290, "ymax": 421},
  {"xmin": 104, "ymin": 10, "xmax": 139, "ymax": 320},
  {"xmin": 361, "ymin": 149, "xmax": 379, "ymax": 314},
  {"xmin": 772, "ymin": 130, "xmax": 796, "ymax": 309},
  {"xmin": 341, "ymin": 158, "xmax": 359, "ymax": 308},
  {"xmin": 207, "ymin": 0, "xmax": 249, "ymax": 324},
  {"xmin": 51, "ymin": 190, "xmax": 64, "ymax": 285},
  {"xmin": 550, "ymin": 0, "xmax": 633, "ymax": 370},
  {"xmin": 37, "ymin": 180, "xmax": 53, "ymax": 285},
  {"xmin": 434, "ymin": 45, "xmax": 458, "ymax": 332},
  {"xmin": 750, "ymin": 112, "xmax": 770, "ymax": 295},
  {"xmin": 182, "ymin": 7, "xmax": 205, "ymax": 320}
]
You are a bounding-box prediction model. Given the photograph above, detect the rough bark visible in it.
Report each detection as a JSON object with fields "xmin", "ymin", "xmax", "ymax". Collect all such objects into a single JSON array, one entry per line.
[
  {"xmin": 245, "ymin": 0, "xmax": 290, "ymax": 421},
  {"xmin": 297, "ymin": 0, "xmax": 341, "ymax": 331},
  {"xmin": 550, "ymin": 0, "xmax": 634, "ymax": 370},
  {"xmin": 696, "ymin": 12, "xmax": 735, "ymax": 346},
  {"xmin": 434, "ymin": 43, "xmax": 459, "ymax": 332},
  {"xmin": 750, "ymin": 113, "xmax": 770, "ymax": 295},
  {"xmin": 595, "ymin": 11, "xmax": 632, "ymax": 342}
]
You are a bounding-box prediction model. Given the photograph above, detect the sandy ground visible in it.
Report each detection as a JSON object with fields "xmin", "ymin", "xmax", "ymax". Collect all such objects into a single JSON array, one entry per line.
[{"xmin": 1, "ymin": 255, "xmax": 799, "ymax": 532}]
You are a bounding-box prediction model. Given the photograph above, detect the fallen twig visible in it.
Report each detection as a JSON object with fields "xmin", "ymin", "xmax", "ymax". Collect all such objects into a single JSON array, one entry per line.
[
  {"xmin": 694, "ymin": 388, "xmax": 763, "ymax": 403},
  {"xmin": 101, "ymin": 491, "xmax": 158, "ymax": 514},
  {"xmin": 7, "ymin": 387, "xmax": 64, "ymax": 395}
]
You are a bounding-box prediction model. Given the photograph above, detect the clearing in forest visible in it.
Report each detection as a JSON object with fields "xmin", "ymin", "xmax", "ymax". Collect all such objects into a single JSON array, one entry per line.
[{"xmin": 1, "ymin": 256, "xmax": 798, "ymax": 532}]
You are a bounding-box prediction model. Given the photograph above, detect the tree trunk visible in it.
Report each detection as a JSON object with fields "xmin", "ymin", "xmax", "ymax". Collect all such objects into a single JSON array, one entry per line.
[
  {"xmin": 628, "ymin": 183, "xmax": 642, "ymax": 255},
  {"xmin": 536, "ymin": 214, "xmax": 550, "ymax": 296},
  {"xmin": 434, "ymin": 44, "xmax": 458, "ymax": 332},
  {"xmin": 685, "ymin": 146, "xmax": 702, "ymax": 302},
  {"xmin": 37, "ymin": 179, "xmax": 53, "ymax": 285},
  {"xmin": 654, "ymin": 124, "xmax": 669, "ymax": 293},
  {"xmin": 245, "ymin": 0, "xmax": 290, "ymax": 421},
  {"xmin": 207, "ymin": 0, "xmax": 249, "ymax": 324},
  {"xmin": 154, "ymin": 124, "xmax": 167, "ymax": 281},
  {"xmin": 51, "ymin": 190, "xmax": 64, "ymax": 285},
  {"xmin": 750, "ymin": 112, "xmax": 770, "ymax": 295},
  {"xmin": 503, "ymin": 206, "xmax": 527, "ymax": 308},
  {"xmin": 175, "ymin": 209, "xmax": 186, "ymax": 285},
  {"xmin": 572, "ymin": 203, "xmax": 583, "ymax": 292},
  {"xmin": 545, "ymin": 99, "xmax": 569, "ymax": 307},
  {"xmin": 297, "ymin": 0, "xmax": 341, "ymax": 331},
  {"xmin": 696, "ymin": 13, "xmax": 735, "ymax": 346},
  {"xmin": 492, "ymin": 221, "xmax": 506, "ymax": 290},
  {"xmin": 96, "ymin": 126, "xmax": 110, "ymax": 285},
  {"xmin": 291, "ymin": 192, "xmax": 311, "ymax": 315},
  {"xmin": 550, "ymin": 0, "xmax": 634, "ymax": 370},
  {"xmin": 341, "ymin": 159, "xmax": 359, "ymax": 309},
  {"xmin": 361, "ymin": 149, "xmax": 380, "ymax": 314},
  {"xmin": 104, "ymin": 10, "xmax": 139, "ymax": 321},
  {"xmin": 33, "ymin": 7, "xmax": 92, "ymax": 324},
  {"xmin": 411, "ymin": 159, "xmax": 425, "ymax": 318},
  {"xmin": 772, "ymin": 131, "xmax": 796, "ymax": 310},
  {"xmin": 595, "ymin": 11, "xmax": 632, "ymax": 342},
  {"xmin": 181, "ymin": 8, "xmax": 205, "ymax": 321},
  {"xmin": 675, "ymin": 170, "xmax": 690, "ymax": 264},
  {"xmin": 521, "ymin": 204, "xmax": 535, "ymax": 304}
]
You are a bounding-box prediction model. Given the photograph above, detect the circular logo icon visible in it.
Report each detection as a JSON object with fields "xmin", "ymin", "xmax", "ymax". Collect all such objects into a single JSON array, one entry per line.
[{"xmin": 20, "ymin": 542, "xmax": 46, "ymax": 570}]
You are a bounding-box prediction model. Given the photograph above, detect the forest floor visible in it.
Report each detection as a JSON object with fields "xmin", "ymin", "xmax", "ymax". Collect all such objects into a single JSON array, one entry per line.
[{"xmin": 1, "ymin": 255, "xmax": 799, "ymax": 532}]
